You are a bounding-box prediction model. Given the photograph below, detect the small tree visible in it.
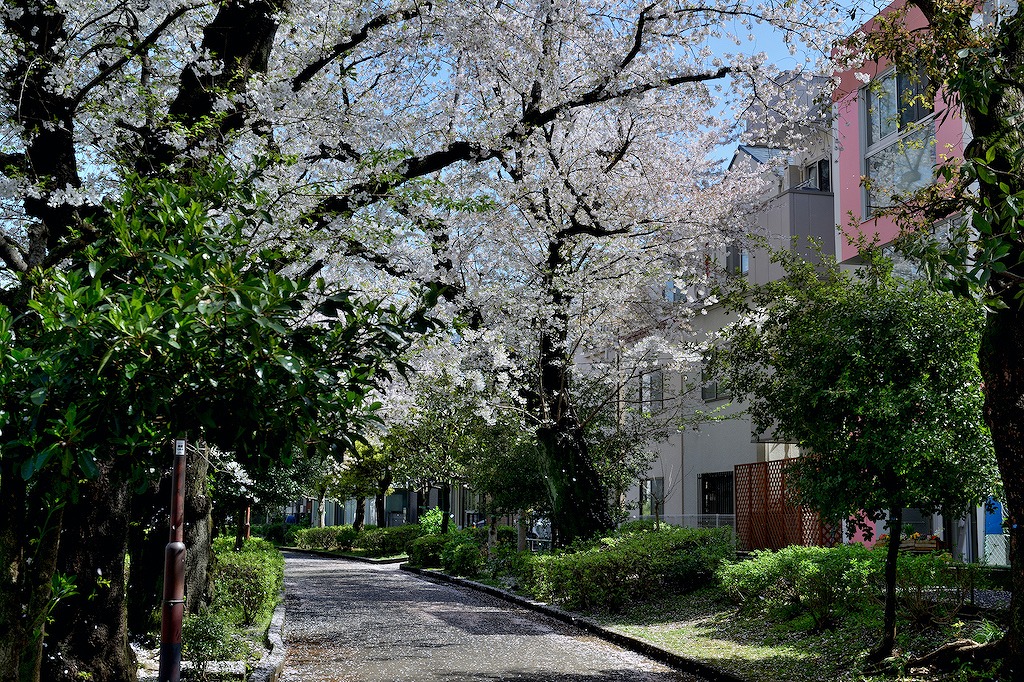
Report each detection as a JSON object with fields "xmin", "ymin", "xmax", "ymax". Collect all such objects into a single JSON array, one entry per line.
[
  {"xmin": 336, "ymin": 442, "xmax": 396, "ymax": 531},
  {"xmin": 711, "ymin": 252, "xmax": 998, "ymax": 661}
]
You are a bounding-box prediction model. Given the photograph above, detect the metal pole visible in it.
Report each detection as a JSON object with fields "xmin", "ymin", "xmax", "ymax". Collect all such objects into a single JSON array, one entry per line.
[{"xmin": 159, "ymin": 438, "xmax": 187, "ymax": 682}]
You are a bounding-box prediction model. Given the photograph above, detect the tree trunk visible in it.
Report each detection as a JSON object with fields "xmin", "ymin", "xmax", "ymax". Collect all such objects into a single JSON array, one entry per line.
[
  {"xmin": 376, "ymin": 468, "xmax": 392, "ymax": 527},
  {"xmin": 375, "ymin": 494, "xmax": 387, "ymax": 528},
  {"xmin": 440, "ymin": 483, "xmax": 452, "ymax": 534},
  {"xmin": 127, "ymin": 447, "xmax": 213, "ymax": 637},
  {"xmin": 537, "ymin": 421, "xmax": 611, "ymax": 546},
  {"xmin": 353, "ymin": 497, "xmax": 366, "ymax": 532},
  {"xmin": 183, "ymin": 448, "xmax": 214, "ymax": 615},
  {"xmin": 0, "ymin": 466, "xmax": 65, "ymax": 682},
  {"xmin": 531, "ymin": 235, "xmax": 614, "ymax": 545},
  {"xmin": 0, "ymin": 459, "xmax": 31, "ymax": 682},
  {"xmin": 488, "ymin": 514, "xmax": 499, "ymax": 549},
  {"xmin": 42, "ymin": 463, "xmax": 137, "ymax": 682},
  {"xmin": 234, "ymin": 500, "xmax": 251, "ymax": 551},
  {"xmin": 870, "ymin": 506, "xmax": 903, "ymax": 664},
  {"xmin": 980, "ymin": 307, "xmax": 1024, "ymax": 677},
  {"xmin": 517, "ymin": 514, "xmax": 528, "ymax": 552},
  {"xmin": 317, "ymin": 491, "xmax": 328, "ymax": 528}
]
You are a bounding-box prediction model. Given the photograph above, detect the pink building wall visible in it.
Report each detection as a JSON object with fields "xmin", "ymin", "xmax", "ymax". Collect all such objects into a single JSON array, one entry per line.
[{"xmin": 832, "ymin": 0, "xmax": 968, "ymax": 262}]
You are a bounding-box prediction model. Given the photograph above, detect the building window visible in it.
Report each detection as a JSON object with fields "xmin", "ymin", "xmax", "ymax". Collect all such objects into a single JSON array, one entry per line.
[
  {"xmin": 640, "ymin": 477, "xmax": 665, "ymax": 517},
  {"xmin": 726, "ymin": 243, "xmax": 749, "ymax": 276},
  {"xmin": 664, "ymin": 281, "xmax": 684, "ymax": 303},
  {"xmin": 803, "ymin": 158, "xmax": 831, "ymax": 192},
  {"xmin": 701, "ymin": 370, "xmax": 729, "ymax": 402},
  {"xmin": 699, "ymin": 471, "xmax": 734, "ymax": 515},
  {"xmin": 639, "ymin": 369, "xmax": 664, "ymax": 411},
  {"xmin": 863, "ymin": 69, "xmax": 935, "ymax": 216}
]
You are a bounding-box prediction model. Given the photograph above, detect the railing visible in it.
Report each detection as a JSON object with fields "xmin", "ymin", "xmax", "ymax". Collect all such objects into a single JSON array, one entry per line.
[
  {"xmin": 526, "ymin": 537, "xmax": 552, "ymax": 552},
  {"xmin": 636, "ymin": 514, "xmax": 736, "ymax": 530}
]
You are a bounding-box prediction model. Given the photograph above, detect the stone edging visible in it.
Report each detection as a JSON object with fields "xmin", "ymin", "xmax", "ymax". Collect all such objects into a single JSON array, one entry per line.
[
  {"xmin": 249, "ymin": 590, "xmax": 287, "ymax": 682},
  {"xmin": 400, "ymin": 564, "xmax": 746, "ymax": 682}
]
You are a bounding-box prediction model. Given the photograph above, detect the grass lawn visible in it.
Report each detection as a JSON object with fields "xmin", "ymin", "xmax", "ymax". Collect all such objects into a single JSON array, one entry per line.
[{"xmin": 592, "ymin": 588, "xmax": 1005, "ymax": 682}]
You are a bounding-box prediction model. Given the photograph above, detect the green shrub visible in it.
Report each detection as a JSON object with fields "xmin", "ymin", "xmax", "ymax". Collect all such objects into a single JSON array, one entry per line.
[
  {"xmin": 408, "ymin": 534, "xmax": 448, "ymax": 568},
  {"xmin": 293, "ymin": 526, "xmax": 339, "ymax": 550},
  {"xmin": 486, "ymin": 544, "xmax": 532, "ymax": 581},
  {"xmin": 334, "ymin": 525, "xmax": 360, "ymax": 550},
  {"xmin": 616, "ymin": 519, "xmax": 661, "ymax": 534},
  {"xmin": 356, "ymin": 524, "xmax": 423, "ymax": 557},
  {"xmin": 441, "ymin": 532, "xmax": 484, "ymax": 577},
  {"xmin": 182, "ymin": 610, "xmax": 251, "ymax": 680},
  {"xmin": 418, "ymin": 507, "xmax": 446, "ymax": 535},
  {"xmin": 495, "ymin": 525, "xmax": 517, "ymax": 546},
  {"xmin": 718, "ymin": 544, "xmax": 880, "ymax": 629},
  {"xmin": 251, "ymin": 522, "xmax": 288, "ymax": 545},
  {"xmin": 894, "ymin": 551, "xmax": 978, "ymax": 626},
  {"xmin": 213, "ymin": 537, "xmax": 283, "ymax": 626},
  {"xmin": 519, "ymin": 527, "xmax": 733, "ymax": 612}
]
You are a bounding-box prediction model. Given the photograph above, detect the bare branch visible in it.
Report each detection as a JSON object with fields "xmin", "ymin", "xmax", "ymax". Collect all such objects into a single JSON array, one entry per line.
[
  {"xmin": 70, "ymin": 3, "xmax": 207, "ymax": 110},
  {"xmin": 291, "ymin": 4, "xmax": 427, "ymax": 91}
]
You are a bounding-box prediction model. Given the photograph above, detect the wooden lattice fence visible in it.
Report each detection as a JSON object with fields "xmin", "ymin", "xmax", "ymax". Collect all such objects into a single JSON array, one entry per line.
[{"xmin": 734, "ymin": 460, "xmax": 838, "ymax": 551}]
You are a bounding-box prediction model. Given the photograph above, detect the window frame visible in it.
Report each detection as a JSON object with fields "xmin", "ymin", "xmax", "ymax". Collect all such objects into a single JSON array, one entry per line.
[
  {"xmin": 639, "ymin": 369, "xmax": 665, "ymax": 412},
  {"xmin": 861, "ymin": 68, "xmax": 936, "ymax": 217},
  {"xmin": 640, "ymin": 477, "xmax": 665, "ymax": 517}
]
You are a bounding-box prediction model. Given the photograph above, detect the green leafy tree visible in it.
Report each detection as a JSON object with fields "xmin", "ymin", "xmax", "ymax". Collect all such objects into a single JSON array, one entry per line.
[
  {"xmin": 846, "ymin": 1, "xmax": 1024, "ymax": 670},
  {"xmin": 710, "ymin": 252, "xmax": 998, "ymax": 661},
  {"xmin": 0, "ymin": 169, "xmax": 430, "ymax": 681},
  {"xmin": 336, "ymin": 441, "xmax": 397, "ymax": 531},
  {"xmin": 383, "ymin": 371, "xmax": 484, "ymax": 534}
]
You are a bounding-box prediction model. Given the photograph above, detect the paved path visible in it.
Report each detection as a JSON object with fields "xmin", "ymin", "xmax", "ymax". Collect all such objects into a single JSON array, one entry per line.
[{"xmin": 280, "ymin": 552, "xmax": 708, "ymax": 682}]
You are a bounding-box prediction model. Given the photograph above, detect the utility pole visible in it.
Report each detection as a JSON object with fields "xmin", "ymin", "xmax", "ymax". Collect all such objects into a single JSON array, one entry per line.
[{"xmin": 159, "ymin": 438, "xmax": 187, "ymax": 682}]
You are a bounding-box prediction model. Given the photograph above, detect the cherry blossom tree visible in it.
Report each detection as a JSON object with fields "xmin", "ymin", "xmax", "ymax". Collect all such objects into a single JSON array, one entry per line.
[{"xmin": 0, "ymin": 0, "xmax": 851, "ymax": 679}]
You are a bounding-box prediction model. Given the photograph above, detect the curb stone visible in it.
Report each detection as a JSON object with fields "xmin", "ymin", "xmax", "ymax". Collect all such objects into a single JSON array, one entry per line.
[
  {"xmin": 248, "ymin": 590, "xmax": 287, "ymax": 682},
  {"xmin": 400, "ymin": 563, "xmax": 746, "ymax": 682}
]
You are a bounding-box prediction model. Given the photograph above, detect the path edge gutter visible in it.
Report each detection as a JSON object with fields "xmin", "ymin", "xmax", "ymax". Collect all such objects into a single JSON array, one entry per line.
[
  {"xmin": 249, "ymin": 591, "xmax": 286, "ymax": 681},
  {"xmin": 400, "ymin": 563, "xmax": 746, "ymax": 682}
]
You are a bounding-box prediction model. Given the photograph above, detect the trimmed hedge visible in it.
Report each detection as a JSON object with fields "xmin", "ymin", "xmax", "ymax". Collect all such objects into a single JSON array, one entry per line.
[
  {"xmin": 441, "ymin": 531, "xmax": 485, "ymax": 577},
  {"xmin": 358, "ymin": 524, "xmax": 424, "ymax": 557},
  {"xmin": 291, "ymin": 523, "xmax": 424, "ymax": 556},
  {"xmin": 408, "ymin": 534, "xmax": 448, "ymax": 568},
  {"xmin": 718, "ymin": 544, "xmax": 879, "ymax": 629},
  {"xmin": 293, "ymin": 526, "xmax": 343, "ymax": 551},
  {"xmin": 519, "ymin": 526, "xmax": 734, "ymax": 612}
]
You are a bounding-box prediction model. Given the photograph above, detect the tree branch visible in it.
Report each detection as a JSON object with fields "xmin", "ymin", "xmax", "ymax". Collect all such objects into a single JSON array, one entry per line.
[
  {"xmin": 0, "ymin": 233, "xmax": 29, "ymax": 273},
  {"xmin": 70, "ymin": 3, "xmax": 205, "ymax": 110},
  {"xmin": 291, "ymin": 4, "xmax": 427, "ymax": 91}
]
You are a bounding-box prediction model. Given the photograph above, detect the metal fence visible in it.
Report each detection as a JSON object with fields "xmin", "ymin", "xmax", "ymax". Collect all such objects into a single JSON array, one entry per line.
[{"xmin": 635, "ymin": 514, "xmax": 736, "ymax": 530}]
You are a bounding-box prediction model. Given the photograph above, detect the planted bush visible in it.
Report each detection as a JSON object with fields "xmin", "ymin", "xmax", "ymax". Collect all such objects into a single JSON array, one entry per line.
[
  {"xmin": 894, "ymin": 551, "xmax": 979, "ymax": 626},
  {"xmin": 468, "ymin": 524, "xmax": 518, "ymax": 546},
  {"xmin": 441, "ymin": 531, "xmax": 485, "ymax": 577},
  {"xmin": 520, "ymin": 527, "xmax": 733, "ymax": 612},
  {"xmin": 182, "ymin": 610, "xmax": 252, "ymax": 681},
  {"xmin": 212, "ymin": 536, "xmax": 283, "ymax": 626},
  {"xmin": 408, "ymin": 534, "xmax": 448, "ymax": 568},
  {"xmin": 357, "ymin": 524, "xmax": 424, "ymax": 557},
  {"xmin": 293, "ymin": 526, "xmax": 339, "ymax": 550},
  {"xmin": 718, "ymin": 544, "xmax": 880, "ymax": 629},
  {"xmin": 418, "ymin": 507, "xmax": 446, "ymax": 535},
  {"xmin": 333, "ymin": 525, "xmax": 360, "ymax": 550}
]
